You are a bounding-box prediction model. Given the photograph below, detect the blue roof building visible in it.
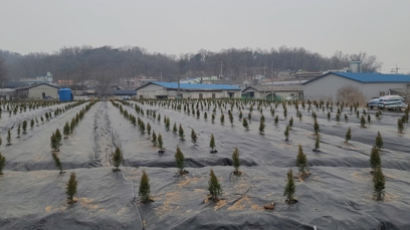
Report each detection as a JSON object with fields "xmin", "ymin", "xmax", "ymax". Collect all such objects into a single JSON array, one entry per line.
[
  {"xmin": 136, "ymin": 81, "xmax": 241, "ymax": 99},
  {"xmin": 303, "ymin": 72, "xmax": 410, "ymax": 102}
]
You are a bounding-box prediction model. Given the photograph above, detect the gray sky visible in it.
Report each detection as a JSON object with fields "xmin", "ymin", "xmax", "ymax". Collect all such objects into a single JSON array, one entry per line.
[{"xmin": 1, "ymin": 0, "xmax": 409, "ymax": 73}]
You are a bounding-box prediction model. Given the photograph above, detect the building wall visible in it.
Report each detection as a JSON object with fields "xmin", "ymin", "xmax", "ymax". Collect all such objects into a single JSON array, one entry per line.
[
  {"xmin": 137, "ymin": 83, "xmax": 241, "ymax": 99},
  {"xmin": 137, "ymin": 84, "xmax": 169, "ymax": 98},
  {"xmin": 303, "ymin": 74, "xmax": 407, "ymax": 101},
  {"xmin": 28, "ymin": 85, "xmax": 59, "ymax": 99}
]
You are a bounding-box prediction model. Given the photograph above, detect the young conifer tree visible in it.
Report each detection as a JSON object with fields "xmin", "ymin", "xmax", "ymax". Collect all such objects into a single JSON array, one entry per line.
[
  {"xmin": 296, "ymin": 145, "xmax": 308, "ymax": 176},
  {"xmin": 157, "ymin": 134, "xmax": 164, "ymax": 153},
  {"xmin": 375, "ymin": 131, "xmax": 383, "ymax": 149},
  {"xmin": 284, "ymin": 169, "xmax": 296, "ymax": 204},
  {"xmin": 259, "ymin": 117, "xmax": 265, "ymax": 135},
  {"xmin": 314, "ymin": 134, "xmax": 320, "ymax": 152},
  {"xmin": 6, "ymin": 129, "xmax": 11, "ymax": 146},
  {"xmin": 232, "ymin": 147, "xmax": 240, "ymax": 175},
  {"xmin": 208, "ymin": 169, "xmax": 222, "ymax": 201},
  {"xmin": 373, "ymin": 167, "xmax": 385, "ymax": 201},
  {"xmin": 191, "ymin": 129, "xmax": 197, "ymax": 144},
  {"xmin": 210, "ymin": 134, "xmax": 217, "ymax": 153},
  {"xmin": 66, "ymin": 172, "xmax": 77, "ymax": 204},
  {"xmin": 112, "ymin": 147, "xmax": 123, "ymax": 172},
  {"xmin": 175, "ymin": 146, "xmax": 185, "ymax": 175},
  {"xmin": 284, "ymin": 125, "xmax": 290, "ymax": 142},
  {"xmin": 152, "ymin": 131, "xmax": 157, "ymax": 146},
  {"xmin": 178, "ymin": 124, "xmax": 184, "ymax": 141},
  {"xmin": 0, "ymin": 153, "xmax": 5, "ymax": 175},
  {"xmin": 139, "ymin": 170, "xmax": 151, "ymax": 203},
  {"xmin": 397, "ymin": 118, "xmax": 404, "ymax": 134},
  {"xmin": 52, "ymin": 152, "xmax": 64, "ymax": 174},
  {"xmin": 370, "ymin": 146, "xmax": 381, "ymax": 171},
  {"xmin": 242, "ymin": 118, "xmax": 249, "ymax": 130},
  {"xmin": 345, "ymin": 127, "xmax": 352, "ymax": 143}
]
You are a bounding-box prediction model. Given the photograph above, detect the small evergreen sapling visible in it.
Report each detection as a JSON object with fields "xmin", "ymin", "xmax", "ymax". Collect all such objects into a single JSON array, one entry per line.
[
  {"xmin": 178, "ymin": 124, "xmax": 184, "ymax": 141},
  {"xmin": 313, "ymin": 134, "xmax": 320, "ymax": 152},
  {"xmin": 112, "ymin": 147, "xmax": 123, "ymax": 172},
  {"xmin": 175, "ymin": 146, "xmax": 186, "ymax": 175},
  {"xmin": 242, "ymin": 118, "xmax": 249, "ymax": 130},
  {"xmin": 0, "ymin": 153, "xmax": 5, "ymax": 175},
  {"xmin": 208, "ymin": 169, "xmax": 222, "ymax": 202},
  {"xmin": 210, "ymin": 134, "xmax": 217, "ymax": 153},
  {"xmin": 360, "ymin": 115, "xmax": 366, "ymax": 128},
  {"xmin": 274, "ymin": 115, "xmax": 279, "ymax": 126},
  {"xmin": 370, "ymin": 146, "xmax": 381, "ymax": 172},
  {"xmin": 52, "ymin": 152, "xmax": 64, "ymax": 174},
  {"xmin": 152, "ymin": 131, "xmax": 157, "ymax": 146},
  {"xmin": 259, "ymin": 117, "xmax": 265, "ymax": 135},
  {"xmin": 22, "ymin": 120, "xmax": 27, "ymax": 134},
  {"xmin": 375, "ymin": 131, "xmax": 383, "ymax": 149},
  {"xmin": 191, "ymin": 129, "xmax": 197, "ymax": 144},
  {"xmin": 157, "ymin": 134, "xmax": 164, "ymax": 153},
  {"xmin": 284, "ymin": 169, "xmax": 296, "ymax": 204},
  {"xmin": 296, "ymin": 145, "xmax": 308, "ymax": 177},
  {"xmin": 284, "ymin": 125, "xmax": 290, "ymax": 142},
  {"xmin": 66, "ymin": 172, "xmax": 77, "ymax": 204},
  {"xmin": 397, "ymin": 118, "xmax": 404, "ymax": 134},
  {"xmin": 63, "ymin": 122, "xmax": 70, "ymax": 137},
  {"xmin": 313, "ymin": 119, "xmax": 319, "ymax": 135},
  {"xmin": 6, "ymin": 129, "xmax": 11, "ymax": 146},
  {"xmin": 345, "ymin": 127, "xmax": 351, "ymax": 143},
  {"xmin": 373, "ymin": 167, "xmax": 385, "ymax": 201},
  {"xmin": 139, "ymin": 170, "xmax": 152, "ymax": 203},
  {"xmin": 232, "ymin": 147, "xmax": 241, "ymax": 175}
]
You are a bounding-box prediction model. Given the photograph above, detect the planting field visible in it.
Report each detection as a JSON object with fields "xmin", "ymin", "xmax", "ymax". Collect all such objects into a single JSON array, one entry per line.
[{"xmin": 1, "ymin": 99, "xmax": 410, "ymax": 230}]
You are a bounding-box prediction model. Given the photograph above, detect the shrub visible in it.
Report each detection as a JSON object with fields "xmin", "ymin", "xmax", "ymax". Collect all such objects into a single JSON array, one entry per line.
[
  {"xmin": 173, "ymin": 123, "xmax": 177, "ymax": 134},
  {"xmin": 112, "ymin": 147, "xmax": 123, "ymax": 172},
  {"xmin": 52, "ymin": 152, "xmax": 63, "ymax": 174},
  {"xmin": 283, "ymin": 169, "xmax": 296, "ymax": 204},
  {"xmin": 232, "ymin": 148, "xmax": 240, "ymax": 175},
  {"xmin": 345, "ymin": 127, "xmax": 351, "ymax": 143},
  {"xmin": 17, "ymin": 124, "xmax": 21, "ymax": 138},
  {"xmin": 289, "ymin": 117, "xmax": 293, "ymax": 128},
  {"xmin": 175, "ymin": 146, "xmax": 185, "ymax": 175},
  {"xmin": 220, "ymin": 114, "xmax": 225, "ymax": 125},
  {"xmin": 0, "ymin": 153, "xmax": 5, "ymax": 175},
  {"xmin": 375, "ymin": 131, "xmax": 383, "ymax": 149},
  {"xmin": 66, "ymin": 172, "xmax": 77, "ymax": 204},
  {"xmin": 146, "ymin": 123, "xmax": 151, "ymax": 135},
  {"xmin": 208, "ymin": 169, "xmax": 222, "ymax": 201},
  {"xmin": 274, "ymin": 115, "xmax": 279, "ymax": 125},
  {"xmin": 373, "ymin": 167, "xmax": 385, "ymax": 201},
  {"xmin": 139, "ymin": 170, "xmax": 151, "ymax": 203}
]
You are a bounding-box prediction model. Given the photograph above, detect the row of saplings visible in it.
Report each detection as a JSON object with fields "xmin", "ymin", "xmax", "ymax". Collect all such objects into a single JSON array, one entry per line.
[
  {"xmin": 0, "ymin": 100, "xmax": 87, "ymax": 147},
  {"xmin": 17, "ymin": 131, "xmax": 385, "ymax": 206}
]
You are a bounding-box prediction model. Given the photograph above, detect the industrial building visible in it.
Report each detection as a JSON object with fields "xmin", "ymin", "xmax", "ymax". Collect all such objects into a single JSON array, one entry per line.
[
  {"xmin": 303, "ymin": 72, "xmax": 410, "ymax": 101},
  {"xmin": 136, "ymin": 81, "xmax": 241, "ymax": 99},
  {"xmin": 15, "ymin": 83, "xmax": 60, "ymax": 100}
]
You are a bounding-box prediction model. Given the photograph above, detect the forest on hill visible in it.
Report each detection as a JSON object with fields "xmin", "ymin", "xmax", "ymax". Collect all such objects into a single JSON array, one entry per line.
[{"xmin": 0, "ymin": 46, "xmax": 381, "ymax": 84}]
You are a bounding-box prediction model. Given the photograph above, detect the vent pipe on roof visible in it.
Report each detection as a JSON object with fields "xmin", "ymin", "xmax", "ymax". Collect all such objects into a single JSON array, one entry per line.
[{"xmin": 349, "ymin": 61, "xmax": 361, "ymax": 73}]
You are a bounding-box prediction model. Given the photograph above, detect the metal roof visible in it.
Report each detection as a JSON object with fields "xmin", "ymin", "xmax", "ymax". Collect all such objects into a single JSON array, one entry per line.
[
  {"xmin": 139, "ymin": 81, "xmax": 240, "ymax": 91},
  {"xmin": 304, "ymin": 72, "xmax": 410, "ymax": 84}
]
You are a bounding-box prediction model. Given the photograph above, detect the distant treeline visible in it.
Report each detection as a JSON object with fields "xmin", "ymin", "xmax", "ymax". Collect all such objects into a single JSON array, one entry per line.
[{"xmin": 0, "ymin": 46, "xmax": 381, "ymax": 84}]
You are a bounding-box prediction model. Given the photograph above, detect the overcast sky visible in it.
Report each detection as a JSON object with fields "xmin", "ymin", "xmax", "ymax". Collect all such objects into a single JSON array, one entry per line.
[{"xmin": 1, "ymin": 0, "xmax": 409, "ymax": 73}]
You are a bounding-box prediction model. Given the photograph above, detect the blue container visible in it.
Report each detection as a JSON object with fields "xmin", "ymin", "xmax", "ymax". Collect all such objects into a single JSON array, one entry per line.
[{"xmin": 58, "ymin": 88, "xmax": 73, "ymax": 102}]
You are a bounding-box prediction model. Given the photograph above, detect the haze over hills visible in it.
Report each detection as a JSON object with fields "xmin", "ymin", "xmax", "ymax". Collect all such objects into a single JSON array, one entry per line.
[{"xmin": 0, "ymin": 46, "xmax": 381, "ymax": 84}]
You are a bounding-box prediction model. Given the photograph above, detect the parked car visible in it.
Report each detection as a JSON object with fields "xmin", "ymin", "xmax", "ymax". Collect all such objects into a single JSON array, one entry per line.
[
  {"xmin": 367, "ymin": 97, "xmax": 380, "ymax": 109},
  {"xmin": 377, "ymin": 95, "xmax": 407, "ymax": 111}
]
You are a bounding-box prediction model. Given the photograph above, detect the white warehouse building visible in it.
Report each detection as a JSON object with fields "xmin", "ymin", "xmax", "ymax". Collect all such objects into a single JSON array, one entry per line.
[
  {"xmin": 136, "ymin": 81, "xmax": 241, "ymax": 99},
  {"xmin": 303, "ymin": 72, "xmax": 410, "ymax": 102}
]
